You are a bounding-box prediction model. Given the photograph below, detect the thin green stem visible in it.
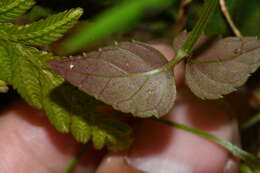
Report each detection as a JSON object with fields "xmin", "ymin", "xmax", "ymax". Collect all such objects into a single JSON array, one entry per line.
[
  {"xmin": 64, "ymin": 144, "xmax": 89, "ymax": 173},
  {"xmin": 153, "ymin": 118, "xmax": 260, "ymax": 170},
  {"xmin": 181, "ymin": 0, "xmax": 218, "ymax": 55}
]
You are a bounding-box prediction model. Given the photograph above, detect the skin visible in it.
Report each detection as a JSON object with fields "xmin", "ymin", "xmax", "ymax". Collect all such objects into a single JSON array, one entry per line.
[{"xmin": 0, "ymin": 44, "xmax": 244, "ymax": 173}]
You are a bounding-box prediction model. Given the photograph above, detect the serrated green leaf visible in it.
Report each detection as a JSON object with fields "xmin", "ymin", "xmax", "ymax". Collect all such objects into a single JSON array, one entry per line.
[
  {"xmin": 174, "ymin": 33, "xmax": 260, "ymax": 99},
  {"xmin": 0, "ymin": 0, "xmax": 35, "ymax": 22},
  {"xmin": 0, "ymin": 39, "xmax": 71, "ymax": 131},
  {"xmin": 70, "ymin": 115, "xmax": 92, "ymax": 143},
  {"xmin": 92, "ymin": 126, "xmax": 107, "ymax": 150},
  {"xmin": 0, "ymin": 40, "xmax": 12, "ymax": 81},
  {"xmin": 0, "ymin": 8, "xmax": 83, "ymax": 46},
  {"xmin": 0, "ymin": 80, "xmax": 8, "ymax": 93},
  {"xmin": 40, "ymin": 75, "xmax": 71, "ymax": 133},
  {"xmin": 0, "ymin": 39, "xmax": 132, "ymax": 149},
  {"xmin": 96, "ymin": 118, "xmax": 133, "ymax": 151},
  {"xmin": 52, "ymin": 83, "xmax": 133, "ymax": 150},
  {"xmin": 0, "ymin": 40, "xmax": 43, "ymax": 108},
  {"xmin": 0, "ymin": 2, "xmax": 131, "ymax": 150}
]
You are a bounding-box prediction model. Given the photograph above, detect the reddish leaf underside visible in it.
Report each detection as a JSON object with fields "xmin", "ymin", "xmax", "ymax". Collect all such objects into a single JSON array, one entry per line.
[
  {"xmin": 174, "ymin": 32, "xmax": 260, "ymax": 99},
  {"xmin": 49, "ymin": 41, "xmax": 176, "ymax": 118}
]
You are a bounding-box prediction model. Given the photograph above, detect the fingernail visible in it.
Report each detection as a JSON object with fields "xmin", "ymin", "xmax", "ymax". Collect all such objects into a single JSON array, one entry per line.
[
  {"xmin": 126, "ymin": 156, "xmax": 192, "ymax": 173},
  {"xmin": 224, "ymin": 157, "xmax": 239, "ymax": 173},
  {"xmin": 96, "ymin": 153, "xmax": 145, "ymax": 173}
]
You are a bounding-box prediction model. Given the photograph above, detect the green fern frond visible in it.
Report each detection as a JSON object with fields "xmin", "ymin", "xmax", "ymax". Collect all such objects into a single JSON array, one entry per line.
[
  {"xmin": 0, "ymin": 2, "xmax": 131, "ymax": 150},
  {"xmin": 0, "ymin": 40, "xmax": 11, "ymax": 81},
  {"xmin": 0, "ymin": 80, "xmax": 8, "ymax": 93},
  {"xmin": 38, "ymin": 67, "xmax": 71, "ymax": 133},
  {"xmin": 0, "ymin": 40, "xmax": 132, "ymax": 149},
  {"xmin": 55, "ymin": 83, "xmax": 133, "ymax": 150},
  {"xmin": 11, "ymin": 44, "xmax": 43, "ymax": 108},
  {"xmin": 92, "ymin": 126, "xmax": 107, "ymax": 149},
  {"xmin": 92, "ymin": 118, "xmax": 133, "ymax": 151},
  {"xmin": 0, "ymin": 0, "xmax": 35, "ymax": 22},
  {"xmin": 71, "ymin": 115, "xmax": 92, "ymax": 143},
  {"xmin": 0, "ymin": 8, "xmax": 83, "ymax": 46}
]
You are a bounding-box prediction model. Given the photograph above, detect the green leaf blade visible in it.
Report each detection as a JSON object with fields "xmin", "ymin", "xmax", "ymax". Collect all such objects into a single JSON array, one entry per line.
[
  {"xmin": 0, "ymin": 40, "xmax": 12, "ymax": 82},
  {"xmin": 0, "ymin": 40, "xmax": 71, "ymax": 131},
  {"xmin": 3, "ymin": 42, "xmax": 43, "ymax": 108},
  {"xmin": 0, "ymin": 5, "xmax": 131, "ymax": 150},
  {"xmin": 0, "ymin": 80, "xmax": 8, "ymax": 93},
  {"xmin": 40, "ymin": 75, "xmax": 71, "ymax": 133},
  {"xmin": 0, "ymin": 8, "xmax": 83, "ymax": 46},
  {"xmin": 70, "ymin": 116, "xmax": 92, "ymax": 143},
  {"xmin": 0, "ymin": 0, "xmax": 35, "ymax": 22}
]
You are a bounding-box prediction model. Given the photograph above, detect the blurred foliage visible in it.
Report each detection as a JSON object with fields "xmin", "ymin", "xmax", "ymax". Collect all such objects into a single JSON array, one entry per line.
[
  {"xmin": 34, "ymin": 0, "xmax": 260, "ymax": 38},
  {"xmin": 233, "ymin": 0, "xmax": 260, "ymax": 37},
  {"xmin": 27, "ymin": 5, "xmax": 53, "ymax": 22},
  {"xmin": 1, "ymin": 0, "xmax": 259, "ymax": 154},
  {"xmin": 188, "ymin": 0, "xmax": 260, "ymax": 36},
  {"xmin": 36, "ymin": 0, "xmax": 129, "ymax": 18},
  {"xmin": 61, "ymin": 0, "xmax": 175, "ymax": 53}
]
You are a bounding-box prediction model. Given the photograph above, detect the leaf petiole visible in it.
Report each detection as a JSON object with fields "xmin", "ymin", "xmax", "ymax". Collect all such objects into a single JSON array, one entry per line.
[{"xmin": 181, "ymin": 0, "xmax": 218, "ymax": 55}]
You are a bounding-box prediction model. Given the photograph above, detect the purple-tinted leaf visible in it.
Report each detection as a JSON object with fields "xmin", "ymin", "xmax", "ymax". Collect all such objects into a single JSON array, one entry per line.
[
  {"xmin": 49, "ymin": 42, "xmax": 176, "ymax": 118},
  {"xmin": 174, "ymin": 32, "xmax": 260, "ymax": 99}
]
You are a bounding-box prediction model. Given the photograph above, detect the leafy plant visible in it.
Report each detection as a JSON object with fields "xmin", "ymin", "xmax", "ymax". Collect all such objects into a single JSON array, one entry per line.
[
  {"xmin": 1, "ymin": 0, "xmax": 260, "ymax": 172},
  {"xmin": 50, "ymin": 33, "xmax": 260, "ymax": 117},
  {"xmin": 0, "ymin": 0, "xmax": 132, "ymax": 150},
  {"xmin": 0, "ymin": 0, "xmax": 35, "ymax": 22},
  {"xmin": 48, "ymin": 0, "xmax": 260, "ymax": 171},
  {"xmin": 50, "ymin": 0, "xmax": 260, "ymax": 118}
]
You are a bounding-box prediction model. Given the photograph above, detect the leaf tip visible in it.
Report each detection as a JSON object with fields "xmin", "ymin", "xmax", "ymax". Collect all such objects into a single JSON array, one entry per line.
[{"xmin": 72, "ymin": 8, "xmax": 84, "ymax": 17}]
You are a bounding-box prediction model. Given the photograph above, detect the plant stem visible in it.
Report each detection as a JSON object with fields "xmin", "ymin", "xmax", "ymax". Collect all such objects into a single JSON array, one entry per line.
[
  {"xmin": 180, "ymin": 0, "xmax": 218, "ymax": 55},
  {"xmin": 64, "ymin": 144, "xmax": 88, "ymax": 173},
  {"xmin": 152, "ymin": 0, "xmax": 219, "ymax": 67},
  {"xmin": 153, "ymin": 118, "xmax": 260, "ymax": 171}
]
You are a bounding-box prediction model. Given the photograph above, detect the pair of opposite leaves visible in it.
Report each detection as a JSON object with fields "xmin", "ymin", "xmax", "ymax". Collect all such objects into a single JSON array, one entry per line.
[{"xmin": 49, "ymin": 33, "xmax": 260, "ymax": 118}]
